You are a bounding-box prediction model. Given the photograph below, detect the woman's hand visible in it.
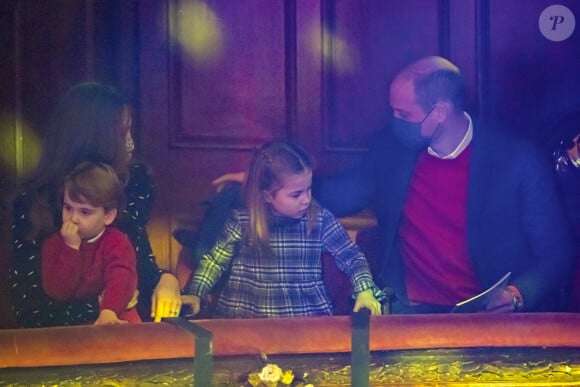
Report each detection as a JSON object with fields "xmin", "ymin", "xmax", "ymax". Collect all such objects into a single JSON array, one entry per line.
[
  {"xmin": 151, "ymin": 273, "xmax": 182, "ymax": 322},
  {"xmin": 353, "ymin": 289, "xmax": 382, "ymax": 315},
  {"xmin": 94, "ymin": 309, "xmax": 127, "ymax": 325}
]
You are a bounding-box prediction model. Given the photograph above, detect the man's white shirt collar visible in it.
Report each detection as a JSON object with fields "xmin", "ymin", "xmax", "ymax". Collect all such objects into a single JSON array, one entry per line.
[{"xmin": 427, "ymin": 112, "xmax": 473, "ymax": 159}]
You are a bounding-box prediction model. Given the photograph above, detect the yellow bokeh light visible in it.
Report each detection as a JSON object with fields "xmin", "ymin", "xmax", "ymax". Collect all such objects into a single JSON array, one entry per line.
[
  {"xmin": 0, "ymin": 112, "xmax": 42, "ymax": 180},
  {"xmin": 309, "ymin": 24, "xmax": 359, "ymax": 76},
  {"xmin": 170, "ymin": 1, "xmax": 224, "ymax": 64}
]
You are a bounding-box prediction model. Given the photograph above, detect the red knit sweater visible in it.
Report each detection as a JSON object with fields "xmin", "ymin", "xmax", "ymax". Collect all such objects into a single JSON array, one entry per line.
[
  {"xmin": 400, "ymin": 147, "xmax": 481, "ymax": 306},
  {"xmin": 41, "ymin": 227, "xmax": 138, "ymax": 319}
]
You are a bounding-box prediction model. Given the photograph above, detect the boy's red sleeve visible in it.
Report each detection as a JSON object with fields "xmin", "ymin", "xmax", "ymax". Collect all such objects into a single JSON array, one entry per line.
[{"xmin": 99, "ymin": 230, "xmax": 138, "ymax": 315}]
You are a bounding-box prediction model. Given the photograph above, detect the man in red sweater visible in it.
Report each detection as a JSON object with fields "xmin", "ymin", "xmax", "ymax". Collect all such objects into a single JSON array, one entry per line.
[
  {"xmin": 313, "ymin": 56, "xmax": 574, "ymax": 313},
  {"xmin": 41, "ymin": 162, "xmax": 140, "ymax": 324}
]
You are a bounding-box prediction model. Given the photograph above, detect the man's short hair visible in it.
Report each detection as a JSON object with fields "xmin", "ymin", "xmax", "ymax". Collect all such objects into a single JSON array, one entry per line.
[{"xmin": 414, "ymin": 68, "xmax": 466, "ymax": 112}]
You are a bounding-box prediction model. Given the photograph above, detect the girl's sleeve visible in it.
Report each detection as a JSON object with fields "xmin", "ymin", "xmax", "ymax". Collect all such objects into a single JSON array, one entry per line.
[
  {"xmin": 9, "ymin": 193, "xmax": 98, "ymax": 327},
  {"xmin": 320, "ymin": 208, "xmax": 385, "ymax": 301},
  {"xmin": 186, "ymin": 214, "xmax": 242, "ymax": 298}
]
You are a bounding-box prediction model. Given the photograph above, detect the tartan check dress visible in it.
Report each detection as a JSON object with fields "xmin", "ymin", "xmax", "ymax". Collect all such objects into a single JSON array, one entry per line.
[{"xmin": 187, "ymin": 201, "xmax": 381, "ymax": 318}]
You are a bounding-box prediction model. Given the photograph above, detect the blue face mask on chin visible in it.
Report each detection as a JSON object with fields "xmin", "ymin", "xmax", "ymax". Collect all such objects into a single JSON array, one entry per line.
[{"xmin": 391, "ymin": 108, "xmax": 434, "ymax": 149}]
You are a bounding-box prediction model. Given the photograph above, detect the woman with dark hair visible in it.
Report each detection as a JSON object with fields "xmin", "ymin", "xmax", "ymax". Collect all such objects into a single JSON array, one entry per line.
[{"xmin": 9, "ymin": 82, "xmax": 181, "ymax": 327}]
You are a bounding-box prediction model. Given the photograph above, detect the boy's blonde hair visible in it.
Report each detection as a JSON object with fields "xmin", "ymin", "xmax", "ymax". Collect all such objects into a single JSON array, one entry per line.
[
  {"xmin": 64, "ymin": 161, "xmax": 125, "ymax": 211},
  {"xmin": 244, "ymin": 139, "xmax": 316, "ymax": 258}
]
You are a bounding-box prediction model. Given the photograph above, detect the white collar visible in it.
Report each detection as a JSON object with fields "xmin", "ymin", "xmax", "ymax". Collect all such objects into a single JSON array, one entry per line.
[
  {"xmin": 86, "ymin": 228, "xmax": 106, "ymax": 244},
  {"xmin": 427, "ymin": 112, "xmax": 473, "ymax": 159}
]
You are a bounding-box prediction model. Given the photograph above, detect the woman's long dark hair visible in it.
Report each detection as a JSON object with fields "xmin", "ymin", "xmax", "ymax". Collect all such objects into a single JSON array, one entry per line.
[
  {"xmin": 25, "ymin": 82, "xmax": 129, "ymax": 190},
  {"xmin": 18, "ymin": 82, "xmax": 130, "ymax": 240}
]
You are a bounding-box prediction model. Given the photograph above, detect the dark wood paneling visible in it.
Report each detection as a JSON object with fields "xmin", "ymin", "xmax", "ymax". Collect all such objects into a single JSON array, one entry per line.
[
  {"xmin": 448, "ymin": 0, "xmax": 477, "ymax": 114},
  {"xmin": 320, "ymin": 0, "xmax": 443, "ymax": 151},
  {"xmin": 14, "ymin": 1, "xmax": 90, "ymax": 142},
  {"xmin": 168, "ymin": 0, "xmax": 288, "ymax": 149}
]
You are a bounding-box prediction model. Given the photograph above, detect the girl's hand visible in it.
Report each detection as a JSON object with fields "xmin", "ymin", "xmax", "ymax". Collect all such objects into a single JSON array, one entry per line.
[
  {"xmin": 94, "ymin": 309, "xmax": 127, "ymax": 325},
  {"xmin": 353, "ymin": 289, "xmax": 382, "ymax": 315},
  {"xmin": 181, "ymin": 295, "xmax": 202, "ymax": 316},
  {"xmin": 151, "ymin": 273, "xmax": 182, "ymax": 322},
  {"xmin": 60, "ymin": 220, "xmax": 81, "ymax": 249}
]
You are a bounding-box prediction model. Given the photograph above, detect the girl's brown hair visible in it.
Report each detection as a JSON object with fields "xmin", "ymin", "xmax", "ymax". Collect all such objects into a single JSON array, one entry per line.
[{"xmin": 244, "ymin": 139, "xmax": 316, "ymax": 258}]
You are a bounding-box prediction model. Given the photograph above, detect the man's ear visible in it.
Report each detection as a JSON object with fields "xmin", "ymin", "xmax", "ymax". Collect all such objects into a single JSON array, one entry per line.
[
  {"xmin": 433, "ymin": 102, "xmax": 450, "ymax": 123},
  {"xmin": 103, "ymin": 208, "xmax": 118, "ymax": 226}
]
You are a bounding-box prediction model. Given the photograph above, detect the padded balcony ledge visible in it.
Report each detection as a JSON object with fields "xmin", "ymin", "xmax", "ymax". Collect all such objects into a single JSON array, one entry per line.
[{"xmin": 1, "ymin": 313, "xmax": 579, "ymax": 369}]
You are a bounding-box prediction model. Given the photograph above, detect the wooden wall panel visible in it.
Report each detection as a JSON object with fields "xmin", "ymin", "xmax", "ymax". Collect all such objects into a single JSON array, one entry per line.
[
  {"xmin": 320, "ymin": 0, "xmax": 442, "ymax": 151},
  {"xmin": 168, "ymin": 0, "xmax": 288, "ymax": 149},
  {"xmin": 12, "ymin": 1, "xmax": 91, "ymax": 149},
  {"xmin": 139, "ymin": 1, "xmax": 295, "ymax": 269},
  {"xmin": 294, "ymin": 0, "xmax": 449, "ymax": 175}
]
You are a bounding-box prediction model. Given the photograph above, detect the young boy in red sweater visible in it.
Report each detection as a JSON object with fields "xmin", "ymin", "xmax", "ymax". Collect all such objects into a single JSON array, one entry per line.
[{"xmin": 41, "ymin": 161, "xmax": 140, "ymax": 324}]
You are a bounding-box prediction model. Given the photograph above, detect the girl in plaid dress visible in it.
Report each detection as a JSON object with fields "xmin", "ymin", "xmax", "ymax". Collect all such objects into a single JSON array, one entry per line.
[{"xmin": 183, "ymin": 139, "xmax": 384, "ymax": 318}]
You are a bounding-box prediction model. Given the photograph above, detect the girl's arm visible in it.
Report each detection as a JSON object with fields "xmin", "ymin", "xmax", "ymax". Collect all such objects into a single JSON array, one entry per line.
[
  {"xmin": 320, "ymin": 207, "xmax": 385, "ymax": 313},
  {"xmin": 353, "ymin": 289, "xmax": 382, "ymax": 315}
]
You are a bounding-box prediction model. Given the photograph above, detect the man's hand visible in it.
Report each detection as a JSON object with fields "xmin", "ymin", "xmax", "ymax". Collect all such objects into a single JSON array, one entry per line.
[
  {"xmin": 353, "ymin": 289, "xmax": 382, "ymax": 315},
  {"xmin": 485, "ymin": 288, "xmax": 516, "ymax": 313},
  {"xmin": 94, "ymin": 309, "xmax": 127, "ymax": 325},
  {"xmin": 151, "ymin": 273, "xmax": 182, "ymax": 322},
  {"xmin": 60, "ymin": 220, "xmax": 81, "ymax": 249},
  {"xmin": 211, "ymin": 172, "xmax": 245, "ymax": 192}
]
